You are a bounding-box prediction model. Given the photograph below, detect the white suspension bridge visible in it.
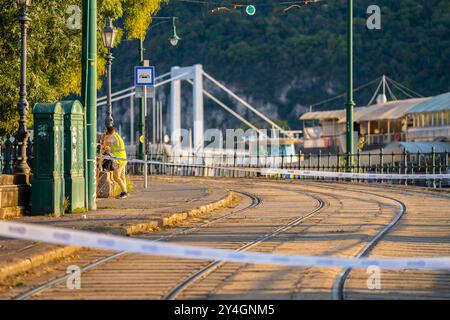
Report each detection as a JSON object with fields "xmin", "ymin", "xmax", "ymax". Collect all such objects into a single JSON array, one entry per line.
[{"xmin": 97, "ymin": 64, "xmax": 296, "ymax": 156}]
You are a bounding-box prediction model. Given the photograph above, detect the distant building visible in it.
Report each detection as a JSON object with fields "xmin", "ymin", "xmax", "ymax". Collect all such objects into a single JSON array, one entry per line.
[
  {"xmin": 300, "ymin": 109, "xmax": 346, "ymax": 151},
  {"xmin": 347, "ymin": 98, "xmax": 428, "ymax": 148},
  {"xmin": 406, "ymin": 92, "xmax": 450, "ymax": 142},
  {"xmin": 300, "ymin": 93, "xmax": 450, "ymax": 152}
]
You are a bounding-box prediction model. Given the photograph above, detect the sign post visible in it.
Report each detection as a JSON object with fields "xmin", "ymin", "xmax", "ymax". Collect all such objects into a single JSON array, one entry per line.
[
  {"xmin": 134, "ymin": 66, "xmax": 155, "ymax": 187},
  {"xmin": 346, "ymin": 0, "xmax": 355, "ymax": 172}
]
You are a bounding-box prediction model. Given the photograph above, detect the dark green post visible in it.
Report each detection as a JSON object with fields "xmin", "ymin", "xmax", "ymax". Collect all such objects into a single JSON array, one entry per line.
[
  {"xmin": 346, "ymin": 0, "xmax": 355, "ymax": 171},
  {"xmin": 81, "ymin": 0, "xmax": 88, "ymax": 210},
  {"xmin": 403, "ymin": 149, "xmax": 408, "ymax": 186},
  {"xmin": 82, "ymin": 0, "xmax": 97, "ymax": 210},
  {"xmin": 318, "ymin": 150, "xmax": 322, "ymax": 171},
  {"xmin": 445, "ymin": 151, "xmax": 448, "ymax": 173},
  {"xmin": 139, "ymin": 38, "xmax": 146, "ymax": 159},
  {"xmin": 432, "ymin": 146, "xmax": 436, "ymax": 188}
]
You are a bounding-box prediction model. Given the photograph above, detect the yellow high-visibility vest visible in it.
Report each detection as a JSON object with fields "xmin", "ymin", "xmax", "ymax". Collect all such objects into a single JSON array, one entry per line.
[{"xmin": 110, "ymin": 132, "xmax": 127, "ymax": 165}]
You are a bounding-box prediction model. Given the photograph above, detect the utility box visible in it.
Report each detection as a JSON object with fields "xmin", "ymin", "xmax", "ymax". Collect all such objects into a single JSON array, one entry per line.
[
  {"xmin": 32, "ymin": 102, "xmax": 65, "ymax": 215},
  {"xmin": 61, "ymin": 100, "xmax": 86, "ymax": 212}
]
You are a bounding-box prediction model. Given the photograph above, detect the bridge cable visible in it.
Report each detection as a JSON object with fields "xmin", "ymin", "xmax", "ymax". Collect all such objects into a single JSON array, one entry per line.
[{"xmin": 203, "ymin": 71, "xmax": 292, "ymax": 137}]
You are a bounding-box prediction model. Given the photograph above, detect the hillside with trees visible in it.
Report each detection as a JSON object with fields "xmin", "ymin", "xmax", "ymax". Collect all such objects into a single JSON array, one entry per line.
[
  {"xmin": 111, "ymin": 0, "xmax": 450, "ymax": 130},
  {"xmin": 1, "ymin": 1, "xmax": 449, "ymax": 134}
]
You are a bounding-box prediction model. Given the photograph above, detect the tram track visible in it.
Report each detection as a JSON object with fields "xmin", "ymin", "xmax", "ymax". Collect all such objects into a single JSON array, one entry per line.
[
  {"xmin": 198, "ymin": 180, "xmax": 408, "ymax": 300},
  {"xmin": 245, "ymin": 181, "xmax": 408, "ymax": 301},
  {"xmin": 325, "ymin": 182, "xmax": 450, "ymax": 300},
  {"xmin": 11, "ymin": 180, "xmax": 429, "ymax": 300},
  {"xmin": 303, "ymin": 182, "xmax": 408, "ymax": 300},
  {"xmin": 14, "ymin": 190, "xmax": 262, "ymax": 300},
  {"xmin": 159, "ymin": 181, "xmax": 404, "ymax": 300},
  {"xmin": 17, "ymin": 186, "xmax": 325, "ymax": 300},
  {"xmin": 162, "ymin": 190, "xmax": 325, "ymax": 300}
]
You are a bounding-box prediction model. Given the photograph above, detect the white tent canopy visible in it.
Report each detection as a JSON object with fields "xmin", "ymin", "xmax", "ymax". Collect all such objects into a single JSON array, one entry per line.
[
  {"xmin": 338, "ymin": 98, "xmax": 428, "ymax": 123},
  {"xmin": 300, "ymin": 98, "xmax": 428, "ymax": 123}
]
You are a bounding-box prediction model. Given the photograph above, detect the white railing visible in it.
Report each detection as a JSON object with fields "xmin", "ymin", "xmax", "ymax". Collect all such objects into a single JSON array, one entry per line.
[
  {"xmin": 366, "ymin": 132, "xmax": 406, "ymax": 145},
  {"xmin": 407, "ymin": 126, "xmax": 450, "ymax": 141}
]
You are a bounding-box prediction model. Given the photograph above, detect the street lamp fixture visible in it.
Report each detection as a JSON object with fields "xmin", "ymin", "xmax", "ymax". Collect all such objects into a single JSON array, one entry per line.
[
  {"xmin": 102, "ymin": 17, "xmax": 118, "ymax": 50},
  {"xmin": 102, "ymin": 18, "xmax": 118, "ymax": 128},
  {"xmin": 14, "ymin": 0, "xmax": 32, "ymax": 175},
  {"xmin": 169, "ymin": 17, "xmax": 181, "ymax": 47}
]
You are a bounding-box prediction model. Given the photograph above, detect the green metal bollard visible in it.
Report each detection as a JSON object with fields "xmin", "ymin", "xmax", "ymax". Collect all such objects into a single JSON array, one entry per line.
[
  {"xmin": 61, "ymin": 101, "xmax": 86, "ymax": 213},
  {"xmin": 32, "ymin": 102, "xmax": 65, "ymax": 215}
]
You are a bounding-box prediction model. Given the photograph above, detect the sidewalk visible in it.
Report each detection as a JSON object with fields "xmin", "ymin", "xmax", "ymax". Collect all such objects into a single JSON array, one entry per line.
[{"xmin": 0, "ymin": 177, "xmax": 235, "ymax": 282}]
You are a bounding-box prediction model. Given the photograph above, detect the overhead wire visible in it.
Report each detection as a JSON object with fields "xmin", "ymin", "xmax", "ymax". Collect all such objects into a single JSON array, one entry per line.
[
  {"xmin": 366, "ymin": 77, "xmax": 384, "ymax": 106},
  {"xmin": 386, "ymin": 76, "xmax": 424, "ymax": 98},
  {"xmin": 388, "ymin": 81, "xmax": 416, "ymax": 99},
  {"xmin": 309, "ymin": 77, "xmax": 381, "ymax": 110},
  {"xmin": 385, "ymin": 80, "xmax": 397, "ymax": 101},
  {"xmin": 171, "ymin": 0, "xmax": 322, "ymax": 12}
]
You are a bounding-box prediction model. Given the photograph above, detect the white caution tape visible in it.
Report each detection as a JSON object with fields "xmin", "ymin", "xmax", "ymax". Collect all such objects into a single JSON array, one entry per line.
[
  {"xmin": 104, "ymin": 155, "xmax": 450, "ymax": 180},
  {"xmin": 1, "ymin": 221, "xmax": 450, "ymax": 270},
  {"xmin": 261, "ymin": 168, "xmax": 450, "ymax": 180},
  {"xmin": 103, "ymin": 155, "xmax": 261, "ymax": 173}
]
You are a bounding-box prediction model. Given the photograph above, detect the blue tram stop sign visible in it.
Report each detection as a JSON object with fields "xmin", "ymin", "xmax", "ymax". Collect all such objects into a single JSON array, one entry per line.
[{"xmin": 134, "ymin": 66, "xmax": 155, "ymax": 86}]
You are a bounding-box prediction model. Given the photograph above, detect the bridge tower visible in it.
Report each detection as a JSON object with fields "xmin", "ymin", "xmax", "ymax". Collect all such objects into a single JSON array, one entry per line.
[{"xmin": 170, "ymin": 65, "xmax": 204, "ymax": 154}]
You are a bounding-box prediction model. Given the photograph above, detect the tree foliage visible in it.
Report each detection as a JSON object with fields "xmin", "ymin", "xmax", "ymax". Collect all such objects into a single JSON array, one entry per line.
[
  {"xmin": 123, "ymin": 0, "xmax": 168, "ymax": 40},
  {"xmin": 0, "ymin": 0, "xmax": 165, "ymax": 134},
  {"xmin": 116, "ymin": 0, "xmax": 448, "ymax": 129}
]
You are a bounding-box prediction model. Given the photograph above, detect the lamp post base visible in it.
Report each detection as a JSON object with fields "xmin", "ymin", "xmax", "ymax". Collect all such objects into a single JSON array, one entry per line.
[{"xmin": 13, "ymin": 139, "xmax": 31, "ymax": 176}]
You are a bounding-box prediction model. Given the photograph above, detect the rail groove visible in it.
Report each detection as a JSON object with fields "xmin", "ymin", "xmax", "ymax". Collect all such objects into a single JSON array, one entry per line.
[
  {"xmin": 162, "ymin": 190, "xmax": 326, "ymax": 300},
  {"xmin": 15, "ymin": 190, "xmax": 262, "ymax": 300}
]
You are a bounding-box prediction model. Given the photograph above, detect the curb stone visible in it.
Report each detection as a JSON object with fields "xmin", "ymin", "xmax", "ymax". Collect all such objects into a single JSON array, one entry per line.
[{"xmin": 0, "ymin": 191, "xmax": 237, "ymax": 282}]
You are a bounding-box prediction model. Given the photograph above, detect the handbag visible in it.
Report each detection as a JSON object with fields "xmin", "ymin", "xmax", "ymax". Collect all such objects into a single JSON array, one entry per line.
[{"xmin": 102, "ymin": 152, "xmax": 118, "ymax": 172}]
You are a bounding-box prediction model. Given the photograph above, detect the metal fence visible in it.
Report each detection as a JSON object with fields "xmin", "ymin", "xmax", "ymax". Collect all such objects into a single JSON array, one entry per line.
[
  {"xmin": 0, "ymin": 134, "xmax": 34, "ymax": 174},
  {"xmin": 125, "ymin": 149, "xmax": 449, "ymax": 187},
  {"xmin": 3, "ymin": 137, "xmax": 448, "ymax": 188}
]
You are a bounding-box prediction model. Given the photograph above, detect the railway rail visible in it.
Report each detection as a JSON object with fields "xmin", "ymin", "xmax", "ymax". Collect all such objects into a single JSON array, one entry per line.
[
  {"xmin": 16, "ymin": 187, "xmax": 325, "ymax": 300},
  {"xmin": 4, "ymin": 179, "xmax": 448, "ymax": 300},
  {"xmin": 162, "ymin": 190, "xmax": 325, "ymax": 300},
  {"xmin": 15, "ymin": 190, "xmax": 262, "ymax": 300}
]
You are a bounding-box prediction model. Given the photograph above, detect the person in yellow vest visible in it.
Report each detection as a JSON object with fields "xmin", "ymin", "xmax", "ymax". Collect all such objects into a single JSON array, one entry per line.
[{"xmin": 102, "ymin": 126, "xmax": 129, "ymax": 199}]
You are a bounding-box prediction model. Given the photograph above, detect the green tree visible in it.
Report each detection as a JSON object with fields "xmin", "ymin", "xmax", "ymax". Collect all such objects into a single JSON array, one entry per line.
[
  {"xmin": 0, "ymin": 0, "xmax": 166, "ymax": 134},
  {"xmin": 124, "ymin": 0, "xmax": 168, "ymax": 40}
]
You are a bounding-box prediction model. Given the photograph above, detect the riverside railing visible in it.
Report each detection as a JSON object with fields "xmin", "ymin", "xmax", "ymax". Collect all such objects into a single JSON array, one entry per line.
[{"xmin": 125, "ymin": 148, "xmax": 449, "ymax": 187}]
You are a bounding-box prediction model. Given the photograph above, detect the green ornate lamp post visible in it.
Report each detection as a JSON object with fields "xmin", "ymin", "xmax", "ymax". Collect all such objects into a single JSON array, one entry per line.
[
  {"xmin": 102, "ymin": 18, "xmax": 118, "ymax": 129},
  {"xmin": 14, "ymin": 0, "xmax": 32, "ymax": 175},
  {"xmin": 345, "ymin": 0, "xmax": 355, "ymax": 171}
]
